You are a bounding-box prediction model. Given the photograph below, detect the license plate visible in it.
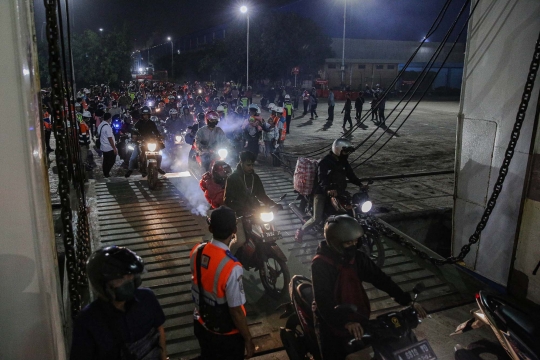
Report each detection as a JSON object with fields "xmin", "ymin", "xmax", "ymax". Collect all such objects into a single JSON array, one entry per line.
[
  {"xmin": 263, "ymin": 231, "xmax": 282, "ymax": 242},
  {"xmin": 393, "ymin": 340, "xmax": 437, "ymax": 360}
]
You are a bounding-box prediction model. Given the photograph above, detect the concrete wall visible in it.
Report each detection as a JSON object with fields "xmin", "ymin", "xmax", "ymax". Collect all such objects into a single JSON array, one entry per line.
[
  {"xmin": 324, "ymin": 62, "xmax": 399, "ymax": 90},
  {"xmin": 0, "ymin": 0, "xmax": 66, "ymax": 358},
  {"xmin": 453, "ymin": 0, "xmax": 540, "ymax": 286}
]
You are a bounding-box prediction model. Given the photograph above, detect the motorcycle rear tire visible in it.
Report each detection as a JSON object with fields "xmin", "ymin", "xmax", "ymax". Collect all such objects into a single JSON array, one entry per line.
[
  {"xmin": 280, "ymin": 326, "xmax": 305, "ymax": 360},
  {"xmin": 147, "ymin": 163, "xmax": 158, "ymax": 190},
  {"xmin": 260, "ymin": 252, "xmax": 290, "ymax": 299}
]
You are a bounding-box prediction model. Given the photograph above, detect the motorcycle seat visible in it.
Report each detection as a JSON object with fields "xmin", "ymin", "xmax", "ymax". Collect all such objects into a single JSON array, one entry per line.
[
  {"xmin": 499, "ymin": 305, "xmax": 540, "ymax": 354},
  {"xmin": 297, "ymin": 282, "xmax": 314, "ymax": 309}
]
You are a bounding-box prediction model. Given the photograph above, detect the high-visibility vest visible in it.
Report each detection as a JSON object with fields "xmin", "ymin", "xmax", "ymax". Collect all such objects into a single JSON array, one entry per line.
[
  {"xmin": 280, "ymin": 121, "xmax": 287, "ymax": 141},
  {"xmin": 240, "ymin": 97, "xmax": 249, "ymax": 107},
  {"xmin": 284, "ymin": 103, "xmax": 293, "ymax": 116},
  {"xmin": 190, "ymin": 242, "xmax": 246, "ymax": 335}
]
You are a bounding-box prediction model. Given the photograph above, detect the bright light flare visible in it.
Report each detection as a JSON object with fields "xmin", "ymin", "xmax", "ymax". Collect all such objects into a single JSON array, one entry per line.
[
  {"xmin": 167, "ymin": 37, "xmax": 171, "ymax": 41},
  {"xmin": 147, "ymin": 143, "xmax": 157, "ymax": 152},
  {"xmin": 240, "ymin": 5, "xmax": 248, "ymax": 13},
  {"xmin": 175, "ymin": 135, "xmax": 182, "ymax": 142},
  {"xmin": 260, "ymin": 212, "xmax": 274, "ymax": 223},
  {"xmin": 218, "ymin": 148, "xmax": 228, "ymax": 159},
  {"xmin": 361, "ymin": 201, "xmax": 373, "ymax": 213}
]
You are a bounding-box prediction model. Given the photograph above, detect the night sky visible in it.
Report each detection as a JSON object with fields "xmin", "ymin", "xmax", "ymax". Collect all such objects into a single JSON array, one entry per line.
[{"xmin": 33, "ymin": 0, "xmax": 468, "ymax": 49}]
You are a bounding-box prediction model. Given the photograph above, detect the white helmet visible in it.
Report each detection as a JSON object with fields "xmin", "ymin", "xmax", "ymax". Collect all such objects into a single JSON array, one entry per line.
[
  {"xmin": 169, "ymin": 108, "xmax": 178, "ymax": 115},
  {"xmin": 216, "ymin": 105, "xmax": 225, "ymax": 112},
  {"xmin": 150, "ymin": 116, "xmax": 158, "ymax": 122},
  {"xmin": 285, "ymin": 94, "xmax": 290, "ymax": 100},
  {"xmin": 332, "ymin": 138, "xmax": 355, "ymax": 157},
  {"xmin": 268, "ymin": 103, "xmax": 276, "ymax": 111},
  {"xmin": 248, "ymin": 104, "xmax": 260, "ymax": 115},
  {"xmin": 75, "ymin": 102, "xmax": 81, "ymax": 108},
  {"xmin": 82, "ymin": 111, "xmax": 91, "ymax": 118},
  {"xmin": 276, "ymin": 107, "xmax": 284, "ymax": 114}
]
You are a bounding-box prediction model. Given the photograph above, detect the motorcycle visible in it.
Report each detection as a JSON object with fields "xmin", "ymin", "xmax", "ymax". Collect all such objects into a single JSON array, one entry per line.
[
  {"xmin": 136, "ymin": 135, "xmax": 163, "ymax": 190},
  {"xmin": 279, "ymin": 278, "xmax": 432, "ymax": 360},
  {"xmin": 235, "ymin": 194, "xmax": 290, "ymax": 299},
  {"xmin": 188, "ymin": 143, "xmax": 229, "ymax": 180},
  {"xmin": 452, "ymin": 291, "xmax": 540, "ymax": 360},
  {"xmin": 290, "ymin": 182, "xmax": 385, "ymax": 267}
]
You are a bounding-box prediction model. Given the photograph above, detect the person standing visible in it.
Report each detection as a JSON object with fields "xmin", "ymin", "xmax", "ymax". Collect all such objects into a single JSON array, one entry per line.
[
  {"xmin": 370, "ymin": 93, "xmax": 379, "ymax": 124},
  {"xmin": 284, "ymin": 95, "xmax": 294, "ymax": 134},
  {"xmin": 341, "ymin": 93, "xmax": 352, "ymax": 130},
  {"xmin": 327, "ymin": 91, "xmax": 335, "ymax": 123},
  {"xmin": 190, "ymin": 206, "xmax": 256, "ymax": 359},
  {"xmin": 97, "ymin": 113, "xmax": 117, "ymax": 178},
  {"xmin": 309, "ymin": 91, "xmax": 318, "ymax": 120},
  {"xmin": 354, "ymin": 92, "xmax": 364, "ymax": 121},
  {"xmin": 302, "ymin": 89, "xmax": 310, "ymax": 115},
  {"xmin": 42, "ymin": 104, "xmax": 53, "ymax": 153},
  {"xmin": 378, "ymin": 94, "xmax": 387, "ymax": 126}
]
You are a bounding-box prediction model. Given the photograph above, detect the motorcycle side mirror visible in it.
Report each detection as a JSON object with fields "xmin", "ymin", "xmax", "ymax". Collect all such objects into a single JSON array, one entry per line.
[
  {"xmin": 334, "ymin": 304, "xmax": 358, "ymax": 315},
  {"xmin": 413, "ymin": 283, "xmax": 426, "ymax": 295},
  {"xmin": 206, "ymin": 217, "xmax": 211, "ymax": 226}
]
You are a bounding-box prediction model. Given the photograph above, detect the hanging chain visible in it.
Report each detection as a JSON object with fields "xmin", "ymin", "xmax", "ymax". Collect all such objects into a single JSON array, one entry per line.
[
  {"xmin": 373, "ymin": 33, "xmax": 540, "ymax": 266},
  {"xmin": 44, "ymin": 0, "xmax": 81, "ymax": 317}
]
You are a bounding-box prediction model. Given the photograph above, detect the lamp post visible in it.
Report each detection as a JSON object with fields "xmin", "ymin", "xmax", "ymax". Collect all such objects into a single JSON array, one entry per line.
[
  {"xmin": 341, "ymin": 0, "xmax": 347, "ymax": 85},
  {"xmin": 240, "ymin": 5, "xmax": 249, "ymax": 91},
  {"xmin": 167, "ymin": 37, "xmax": 174, "ymax": 80}
]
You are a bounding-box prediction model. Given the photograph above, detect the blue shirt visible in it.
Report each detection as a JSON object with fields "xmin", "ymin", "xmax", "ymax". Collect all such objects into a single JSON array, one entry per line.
[{"xmin": 70, "ymin": 288, "xmax": 165, "ymax": 360}]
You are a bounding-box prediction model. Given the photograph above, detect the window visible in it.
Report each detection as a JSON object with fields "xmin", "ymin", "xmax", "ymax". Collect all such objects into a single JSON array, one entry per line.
[
  {"xmin": 328, "ymin": 64, "xmax": 336, "ymax": 69},
  {"xmin": 358, "ymin": 64, "xmax": 366, "ymax": 69},
  {"xmin": 387, "ymin": 65, "xmax": 395, "ymax": 70},
  {"xmin": 376, "ymin": 65, "xmax": 384, "ymax": 70}
]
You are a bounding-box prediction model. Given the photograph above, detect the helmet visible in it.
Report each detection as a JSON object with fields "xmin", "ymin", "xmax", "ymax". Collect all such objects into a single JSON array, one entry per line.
[
  {"xmin": 216, "ymin": 105, "xmax": 225, "ymax": 112},
  {"xmin": 276, "ymin": 107, "xmax": 284, "ymax": 114},
  {"xmin": 150, "ymin": 116, "xmax": 158, "ymax": 122},
  {"xmin": 205, "ymin": 110, "xmax": 220, "ymax": 126},
  {"xmin": 220, "ymin": 102, "xmax": 228, "ymax": 109},
  {"xmin": 169, "ymin": 108, "xmax": 178, "ymax": 115},
  {"xmin": 141, "ymin": 106, "xmax": 151, "ymax": 115},
  {"xmin": 268, "ymin": 103, "xmax": 276, "ymax": 111},
  {"xmin": 324, "ymin": 215, "xmax": 364, "ymax": 254},
  {"xmin": 197, "ymin": 112, "xmax": 205, "ymax": 122},
  {"xmin": 168, "ymin": 95, "xmax": 176, "ymax": 101},
  {"xmin": 285, "ymin": 94, "xmax": 290, "ymax": 100},
  {"xmin": 75, "ymin": 102, "xmax": 81, "ymax": 108},
  {"xmin": 248, "ymin": 104, "xmax": 260, "ymax": 115},
  {"xmin": 213, "ymin": 97, "xmax": 220, "ymax": 103},
  {"xmin": 82, "ymin": 111, "xmax": 91, "ymax": 118},
  {"xmin": 86, "ymin": 246, "xmax": 144, "ymax": 301},
  {"xmin": 332, "ymin": 138, "xmax": 355, "ymax": 157},
  {"xmin": 211, "ymin": 161, "xmax": 232, "ymax": 185}
]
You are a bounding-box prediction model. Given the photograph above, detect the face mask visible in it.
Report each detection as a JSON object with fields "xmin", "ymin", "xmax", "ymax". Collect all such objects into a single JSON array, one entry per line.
[
  {"xmin": 113, "ymin": 280, "xmax": 135, "ymax": 302},
  {"xmin": 343, "ymin": 246, "xmax": 357, "ymax": 261}
]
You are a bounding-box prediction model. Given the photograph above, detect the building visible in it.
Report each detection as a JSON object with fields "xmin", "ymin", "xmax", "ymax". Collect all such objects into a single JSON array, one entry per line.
[{"xmin": 323, "ymin": 38, "xmax": 465, "ymax": 91}]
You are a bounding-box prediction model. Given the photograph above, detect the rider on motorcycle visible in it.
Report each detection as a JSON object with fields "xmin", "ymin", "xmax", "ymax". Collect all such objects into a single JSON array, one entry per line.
[
  {"xmin": 179, "ymin": 106, "xmax": 193, "ymax": 130},
  {"xmin": 295, "ymin": 138, "xmax": 366, "ymax": 242},
  {"xmin": 223, "ymin": 151, "xmax": 283, "ymax": 254},
  {"xmin": 125, "ymin": 106, "xmax": 166, "ymax": 178},
  {"xmin": 199, "ymin": 161, "xmax": 232, "ymax": 209},
  {"xmin": 194, "ymin": 110, "xmax": 229, "ymax": 171},
  {"xmin": 311, "ymin": 215, "xmax": 427, "ymax": 360}
]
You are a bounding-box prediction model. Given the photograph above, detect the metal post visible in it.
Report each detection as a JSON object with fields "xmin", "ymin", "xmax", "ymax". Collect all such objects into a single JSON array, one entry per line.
[
  {"xmin": 171, "ymin": 40, "xmax": 174, "ymax": 80},
  {"xmin": 246, "ymin": 14, "xmax": 250, "ymax": 90},
  {"xmin": 341, "ymin": 0, "xmax": 346, "ymax": 84}
]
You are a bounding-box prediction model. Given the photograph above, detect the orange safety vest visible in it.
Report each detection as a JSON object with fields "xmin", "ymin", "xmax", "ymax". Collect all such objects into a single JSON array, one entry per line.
[
  {"xmin": 280, "ymin": 121, "xmax": 287, "ymax": 141},
  {"xmin": 190, "ymin": 242, "xmax": 246, "ymax": 335}
]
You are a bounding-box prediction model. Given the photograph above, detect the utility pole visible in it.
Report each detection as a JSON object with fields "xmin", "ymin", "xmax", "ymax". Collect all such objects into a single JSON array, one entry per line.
[{"xmin": 341, "ymin": 0, "xmax": 347, "ymax": 84}]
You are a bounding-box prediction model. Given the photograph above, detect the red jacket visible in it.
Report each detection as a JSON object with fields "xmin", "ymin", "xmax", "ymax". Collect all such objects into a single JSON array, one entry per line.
[{"xmin": 200, "ymin": 172, "xmax": 225, "ymax": 209}]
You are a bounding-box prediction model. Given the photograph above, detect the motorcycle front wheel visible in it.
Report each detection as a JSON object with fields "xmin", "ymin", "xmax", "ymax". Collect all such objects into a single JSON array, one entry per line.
[
  {"xmin": 147, "ymin": 162, "xmax": 158, "ymax": 190},
  {"xmin": 280, "ymin": 315, "xmax": 305, "ymax": 360},
  {"xmin": 361, "ymin": 230, "xmax": 385, "ymax": 267},
  {"xmin": 259, "ymin": 252, "xmax": 290, "ymax": 299}
]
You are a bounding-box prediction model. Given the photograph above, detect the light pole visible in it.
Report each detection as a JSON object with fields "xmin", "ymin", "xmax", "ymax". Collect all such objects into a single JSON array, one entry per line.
[
  {"xmin": 167, "ymin": 37, "xmax": 174, "ymax": 80},
  {"xmin": 240, "ymin": 5, "xmax": 249, "ymax": 90},
  {"xmin": 341, "ymin": 0, "xmax": 347, "ymax": 85}
]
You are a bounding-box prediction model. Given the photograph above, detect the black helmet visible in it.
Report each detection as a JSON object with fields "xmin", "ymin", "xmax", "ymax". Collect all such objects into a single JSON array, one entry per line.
[
  {"xmin": 197, "ymin": 112, "xmax": 205, "ymax": 122},
  {"xmin": 141, "ymin": 106, "xmax": 151, "ymax": 115},
  {"xmin": 324, "ymin": 215, "xmax": 364, "ymax": 255},
  {"xmin": 86, "ymin": 246, "xmax": 144, "ymax": 300}
]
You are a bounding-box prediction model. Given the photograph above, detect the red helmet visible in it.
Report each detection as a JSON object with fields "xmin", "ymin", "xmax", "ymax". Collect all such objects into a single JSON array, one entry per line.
[
  {"xmin": 205, "ymin": 110, "xmax": 220, "ymax": 127},
  {"xmin": 211, "ymin": 161, "xmax": 232, "ymax": 185}
]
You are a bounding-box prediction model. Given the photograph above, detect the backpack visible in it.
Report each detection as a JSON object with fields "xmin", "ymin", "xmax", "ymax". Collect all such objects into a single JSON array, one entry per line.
[
  {"xmin": 95, "ymin": 123, "xmax": 109, "ymax": 149},
  {"xmin": 294, "ymin": 157, "xmax": 319, "ymax": 196}
]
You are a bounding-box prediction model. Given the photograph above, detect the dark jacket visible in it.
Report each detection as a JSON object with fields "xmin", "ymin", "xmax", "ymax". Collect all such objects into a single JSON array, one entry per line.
[
  {"xmin": 133, "ymin": 118, "xmax": 160, "ymax": 138},
  {"xmin": 355, "ymin": 96, "xmax": 364, "ymax": 109},
  {"xmin": 224, "ymin": 163, "xmax": 274, "ymax": 216},
  {"xmin": 314, "ymin": 152, "xmax": 364, "ymax": 195},
  {"xmin": 311, "ymin": 241, "xmax": 411, "ymax": 331}
]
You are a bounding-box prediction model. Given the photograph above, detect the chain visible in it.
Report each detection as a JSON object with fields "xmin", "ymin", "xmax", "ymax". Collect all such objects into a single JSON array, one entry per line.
[
  {"xmin": 373, "ymin": 33, "xmax": 540, "ymax": 266},
  {"xmin": 44, "ymin": 0, "xmax": 82, "ymax": 317}
]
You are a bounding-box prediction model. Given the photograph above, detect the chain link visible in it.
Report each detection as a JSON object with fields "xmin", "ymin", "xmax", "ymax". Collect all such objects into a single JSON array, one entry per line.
[
  {"xmin": 372, "ymin": 33, "xmax": 540, "ymax": 266},
  {"xmin": 44, "ymin": 0, "xmax": 82, "ymax": 317}
]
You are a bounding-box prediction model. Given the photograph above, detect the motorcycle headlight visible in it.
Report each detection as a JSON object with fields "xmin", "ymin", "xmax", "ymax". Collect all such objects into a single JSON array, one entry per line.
[
  {"xmin": 218, "ymin": 148, "xmax": 228, "ymax": 159},
  {"xmin": 361, "ymin": 200, "xmax": 373, "ymax": 213},
  {"xmin": 127, "ymin": 145, "xmax": 134, "ymax": 151},
  {"xmin": 159, "ymin": 150, "xmax": 163, "ymax": 155},
  {"xmin": 147, "ymin": 143, "xmax": 157, "ymax": 151},
  {"xmin": 260, "ymin": 212, "xmax": 274, "ymax": 223},
  {"xmin": 147, "ymin": 101, "xmax": 154, "ymax": 107},
  {"xmin": 156, "ymin": 108, "xmax": 161, "ymax": 112},
  {"xmin": 175, "ymin": 135, "xmax": 182, "ymax": 142}
]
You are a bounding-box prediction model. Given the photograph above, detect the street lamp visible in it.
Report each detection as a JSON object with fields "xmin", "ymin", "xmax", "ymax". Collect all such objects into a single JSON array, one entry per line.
[
  {"xmin": 99, "ymin": 28, "xmax": 103, "ymax": 32},
  {"xmin": 240, "ymin": 5, "xmax": 249, "ymax": 91},
  {"xmin": 341, "ymin": 0, "xmax": 347, "ymax": 85},
  {"xmin": 167, "ymin": 37, "xmax": 174, "ymax": 80}
]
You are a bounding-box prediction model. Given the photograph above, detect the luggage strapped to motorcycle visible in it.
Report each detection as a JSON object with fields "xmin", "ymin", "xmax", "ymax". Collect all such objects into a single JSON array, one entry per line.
[{"xmin": 294, "ymin": 157, "xmax": 319, "ymax": 196}]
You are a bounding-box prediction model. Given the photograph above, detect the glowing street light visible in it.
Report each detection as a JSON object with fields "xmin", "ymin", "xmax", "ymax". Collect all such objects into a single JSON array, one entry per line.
[
  {"xmin": 240, "ymin": 5, "xmax": 249, "ymax": 90},
  {"xmin": 99, "ymin": 28, "xmax": 103, "ymax": 32}
]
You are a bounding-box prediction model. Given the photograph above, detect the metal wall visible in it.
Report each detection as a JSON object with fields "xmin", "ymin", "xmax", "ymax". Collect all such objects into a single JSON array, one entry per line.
[
  {"xmin": 0, "ymin": 0, "xmax": 66, "ymax": 358},
  {"xmin": 453, "ymin": 0, "xmax": 540, "ymax": 286}
]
